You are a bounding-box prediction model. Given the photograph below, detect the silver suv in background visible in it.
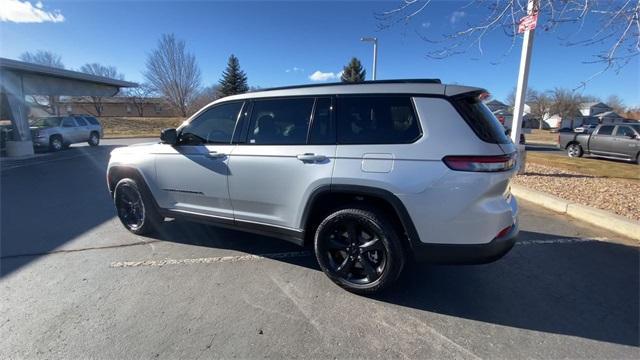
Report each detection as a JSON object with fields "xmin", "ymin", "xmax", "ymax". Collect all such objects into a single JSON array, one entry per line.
[
  {"xmin": 107, "ymin": 79, "xmax": 519, "ymax": 294},
  {"xmin": 31, "ymin": 115, "xmax": 102, "ymax": 151}
]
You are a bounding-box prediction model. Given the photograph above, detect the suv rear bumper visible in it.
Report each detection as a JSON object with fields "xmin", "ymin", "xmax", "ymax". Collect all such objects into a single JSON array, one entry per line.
[{"xmin": 411, "ymin": 220, "xmax": 518, "ymax": 264}]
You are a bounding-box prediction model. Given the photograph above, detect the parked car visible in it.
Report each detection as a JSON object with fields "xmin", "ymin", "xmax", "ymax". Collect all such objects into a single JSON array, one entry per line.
[
  {"xmin": 107, "ymin": 79, "xmax": 520, "ymax": 294},
  {"xmin": 558, "ymin": 123, "xmax": 640, "ymax": 163},
  {"xmin": 30, "ymin": 114, "xmax": 102, "ymax": 151},
  {"xmin": 573, "ymin": 124, "xmax": 598, "ymax": 133}
]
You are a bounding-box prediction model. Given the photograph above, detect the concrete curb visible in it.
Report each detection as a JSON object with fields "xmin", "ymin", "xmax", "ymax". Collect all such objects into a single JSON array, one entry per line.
[{"xmin": 511, "ymin": 184, "xmax": 640, "ymax": 241}]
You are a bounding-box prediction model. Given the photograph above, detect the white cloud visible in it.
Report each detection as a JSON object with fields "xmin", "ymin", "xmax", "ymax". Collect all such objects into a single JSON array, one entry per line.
[
  {"xmin": 450, "ymin": 11, "xmax": 466, "ymax": 24},
  {"xmin": 285, "ymin": 66, "xmax": 304, "ymax": 73},
  {"xmin": 309, "ymin": 70, "xmax": 340, "ymax": 81},
  {"xmin": 0, "ymin": 0, "xmax": 65, "ymax": 23},
  {"xmin": 421, "ymin": 21, "xmax": 431, "ymax": 28}
]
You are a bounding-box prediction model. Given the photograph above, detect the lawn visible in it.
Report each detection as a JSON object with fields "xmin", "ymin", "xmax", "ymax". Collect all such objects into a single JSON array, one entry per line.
[
  {"xmin": 527, "ymin": 152, "xmax": 639, "ymax": 181},
  {"xmin": 526, "ymin": 129, "xmax": 558, "ymax": 145},
  {"xmin": 100, "ymin": 117, "xmax": 185, "ymax": 138}
]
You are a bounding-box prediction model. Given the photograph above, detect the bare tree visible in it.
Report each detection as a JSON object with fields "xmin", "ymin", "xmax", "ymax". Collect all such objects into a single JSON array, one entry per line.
[
  {"xmin": 189, "ymin": 85, "xmax": 221, "ymax": 116},
  {"xmin": 79, "ymin": 63, "xmax": 124, "ymax": 116},
  {"xmin": 605, "ymin": 94, "xmax": 626, "ymax": 114},
  {"xmin": 549, "ymin": 87, "xmax": 583, "ymax": 120},
  {"xmin": 377, "ymin": 1, "xmax": 640, "ymax": 87},
  {"xmin": 528, "ymin": 91, "xmax": 553, "ymax": 129},
  {"xmin": 125, "ymin": 84, "xmax": 155, "ymax": 117},
  {"xmin": 144, "ymin": 33, "xmax": 202, "ymax": 117},
  {"xmin": 505, "ymin": 86, "xmax": 537, "ymax": 107},
  {"xmin": 20, "ymin": 50, "xmax": 65, "ymax": 115}
]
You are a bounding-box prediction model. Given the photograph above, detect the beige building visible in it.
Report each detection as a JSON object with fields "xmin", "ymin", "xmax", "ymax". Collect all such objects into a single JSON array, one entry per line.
[{"xmin": 29, "ymin": 96, "xmax": 178, "ymax": 118}]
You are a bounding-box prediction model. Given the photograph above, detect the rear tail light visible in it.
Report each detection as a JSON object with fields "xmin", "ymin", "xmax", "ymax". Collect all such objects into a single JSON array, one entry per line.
[
  {"xmin": 442, "ymin": 153, "xmax": 516, "ymax": 172},
  {"xmin": 495, "ymin": 225, "xmax": 513, "ymax": 239}
]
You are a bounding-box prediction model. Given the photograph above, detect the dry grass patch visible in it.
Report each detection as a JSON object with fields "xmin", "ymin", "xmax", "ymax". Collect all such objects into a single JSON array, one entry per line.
[
  {"xmin": 527, "ymin": 129, "xmax": 558, "ymax": 145},
  {"xmin": 527, "ymin": 152, "xmax": 639, "ymax": 181},
  {"xmin": 100, "ymin": 117, "xmax": 185, "ymax": 138}
]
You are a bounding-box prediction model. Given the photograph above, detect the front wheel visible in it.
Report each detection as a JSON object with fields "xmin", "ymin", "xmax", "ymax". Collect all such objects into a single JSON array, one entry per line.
[
  {"xmin": 314, "ymin": 206, "xmax": 405, "ymax": 295},
  {"xmin": 114, "ymin": 178, "xmax": 162, "ymax": 235},
  {"xmin": 567, "ymin": 143, "xmax": 583, "ymax": 158}
]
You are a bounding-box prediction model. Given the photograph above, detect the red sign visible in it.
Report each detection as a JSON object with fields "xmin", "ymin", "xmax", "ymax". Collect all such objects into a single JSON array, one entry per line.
[{"xmin": 518, "ymin": 12, "xmax": 538, "ymax": 33}]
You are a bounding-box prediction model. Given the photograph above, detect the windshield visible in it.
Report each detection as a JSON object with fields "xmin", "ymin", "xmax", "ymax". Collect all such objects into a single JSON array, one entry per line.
[{"xmin": 30, "ymin": 117, "xmax": 62, "ymax": 128}]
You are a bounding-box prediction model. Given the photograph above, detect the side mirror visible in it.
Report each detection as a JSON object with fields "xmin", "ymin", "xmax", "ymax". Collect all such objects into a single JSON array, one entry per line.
[{"xmin": 160, "ymin": 128, "xmax": 177, "ymax": 145}]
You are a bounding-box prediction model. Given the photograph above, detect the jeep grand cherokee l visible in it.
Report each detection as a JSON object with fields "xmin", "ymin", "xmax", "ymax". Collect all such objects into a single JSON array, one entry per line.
[{"xmin": 107, "ymin": 79, "xmax": 519, "ymax": 294}]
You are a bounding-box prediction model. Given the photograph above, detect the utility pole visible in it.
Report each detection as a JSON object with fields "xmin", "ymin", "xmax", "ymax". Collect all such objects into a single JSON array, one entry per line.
[
  {"xmin": 360, "ymin": 37, "xmax": 378, "ymax": 80},
  {"xmin": 512, "ymin": 0, "xmax": 539, "ymax": 172}
]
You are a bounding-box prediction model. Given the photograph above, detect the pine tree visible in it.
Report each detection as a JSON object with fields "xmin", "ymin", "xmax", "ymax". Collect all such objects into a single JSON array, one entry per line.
[
  {"xmin": 218, "ymin": 54, "xmax": 249, "ymax": 97},
  {"xmin": 341, "ymin": 58, "xmax": 366, "ymax": 83}
]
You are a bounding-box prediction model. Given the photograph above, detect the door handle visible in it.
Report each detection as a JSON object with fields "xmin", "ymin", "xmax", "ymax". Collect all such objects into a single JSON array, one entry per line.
[
  {"xmin": 206, "ymin": 151, "xmax": 226, "ymax": 159},
  {"xmin": 296, "ymin": 153, "xmax": 327, "ymax": 163}
]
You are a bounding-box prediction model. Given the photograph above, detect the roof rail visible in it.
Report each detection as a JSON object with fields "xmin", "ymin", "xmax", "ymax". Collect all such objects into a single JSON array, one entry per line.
[{"xmin": 256, "ymin": 79, "xmax": 442, "ymax": 92}]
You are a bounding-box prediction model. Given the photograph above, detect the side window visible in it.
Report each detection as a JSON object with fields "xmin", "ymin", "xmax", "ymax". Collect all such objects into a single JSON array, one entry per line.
[
  {"xmin": 84, "ymin": 116, "xmax": 99, "ymax": 125},
  {"xmin": 597, "ymin": 125, "xmax": 614, "ymax": 135},
  {"xmin": 75, "ymin": 117, "xmax": 87, "ymax": 126},
  {"xmin": 309, "ymin": 97, "xmax": 335, "ymax": 145},
  {"xmin": 615, "ymin": 126, "xmax": 634, "ymax": 137},
  {"xmin": 62, "ymin": 117, "xmax": 76, "ymax": 127},
  {"xmin": 179, "ymin": 102, "xmax": 243, "ymax": 145},
  {"xmin": 337, "ymin": 96, "xmax": 420, "ymax": 144},
  {"xmin": 247, "ymin": 98, "xmax": 314, "ymax": 145}
]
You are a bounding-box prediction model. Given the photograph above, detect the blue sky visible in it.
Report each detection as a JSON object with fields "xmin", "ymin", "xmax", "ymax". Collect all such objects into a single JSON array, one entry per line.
[{"xmin": 1, "ymin": 0, "xmax": 638, "ymax": 105}]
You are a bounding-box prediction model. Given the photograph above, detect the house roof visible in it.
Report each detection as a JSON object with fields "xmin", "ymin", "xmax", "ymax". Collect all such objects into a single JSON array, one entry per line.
[
  {"xmin": 0, "ymin": 57, "xmax": 137, "ymax": 88},
  {"xmin": 579, "ymin": 102, "xmax": 611, "ymax": 110}
]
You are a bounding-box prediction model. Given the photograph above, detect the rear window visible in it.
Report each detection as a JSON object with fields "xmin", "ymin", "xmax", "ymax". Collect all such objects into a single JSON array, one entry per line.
[
  {"xmin": 337, "ymin": 96, "xmax": 420, "ymax": 144},
  {"xmin": 597, "ymin": 125, "xmax": 614, "ymax": 135},
  {"xmin": 453, "ymin": 95, "xmax": 511, "ymax": 144},
  {"xmin": 84, "ymin": 116, "xmax": 99, "ymax": 125}
]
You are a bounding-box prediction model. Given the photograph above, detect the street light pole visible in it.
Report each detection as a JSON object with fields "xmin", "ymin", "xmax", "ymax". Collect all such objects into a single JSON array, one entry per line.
[{"xmin": 360, "ymin": 37, "xmax": 378, "ymax": 80}]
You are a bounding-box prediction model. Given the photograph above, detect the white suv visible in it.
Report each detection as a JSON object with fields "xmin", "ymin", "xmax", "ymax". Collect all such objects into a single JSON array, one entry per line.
[{"xmin": 107, "ymin": 80, "xmax": 519, "ymax": 294}]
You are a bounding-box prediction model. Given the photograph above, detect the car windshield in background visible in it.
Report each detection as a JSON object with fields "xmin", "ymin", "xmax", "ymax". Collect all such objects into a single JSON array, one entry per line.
[{"xmin": 30, "ymin": 117, "xmax": 62, "ymax": 128}]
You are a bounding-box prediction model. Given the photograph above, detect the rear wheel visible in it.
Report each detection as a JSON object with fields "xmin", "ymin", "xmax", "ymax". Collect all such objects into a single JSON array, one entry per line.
[
  {"xmin": 49, "ymin": 135, "xmax": 63, "ymax": 152},
  {"xmin": 314, "ymin": 206, "xmax": 405, "ymax": 295},
  {"xmin": 567, "ymin": 143, "xmax": 583, "ymax": 158},
  {"xmin": 88, "ymin": 132, "xmax": 100, "ymax": 146},
  {"xmin": 114, "ymin": 178, "xmax": 162, "ymax": 235}
]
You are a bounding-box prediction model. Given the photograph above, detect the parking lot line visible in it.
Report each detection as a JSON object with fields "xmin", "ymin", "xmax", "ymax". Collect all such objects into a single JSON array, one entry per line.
[
  {"xmin": 109, "ymin": 237, "xmax": 614, "ymax": 269},
  {"xmin": 110, "ymin": 251, "xmax": 312, "ymax": 268}
]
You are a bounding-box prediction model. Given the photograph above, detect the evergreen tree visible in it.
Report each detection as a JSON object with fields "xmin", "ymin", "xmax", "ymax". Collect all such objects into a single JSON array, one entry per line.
[
  {"xmin": 340, "ymin": 58, "xmax": 366, "ymax": 83},
  {"xmin": 218, "ymin": 54, "xmax": 249, "ymax": 97}
]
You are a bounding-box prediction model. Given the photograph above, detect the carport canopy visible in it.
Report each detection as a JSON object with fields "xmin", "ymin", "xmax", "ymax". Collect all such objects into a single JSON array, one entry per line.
[{"xmin": 0, "ymin": 57, "xmax": 137, "ymax": 156}]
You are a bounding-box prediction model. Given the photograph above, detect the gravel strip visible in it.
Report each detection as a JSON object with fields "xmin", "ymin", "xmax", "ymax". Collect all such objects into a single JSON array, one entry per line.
[{"xmin": 513, "ymin": 163, "xmax": 640, "ymax": 221}]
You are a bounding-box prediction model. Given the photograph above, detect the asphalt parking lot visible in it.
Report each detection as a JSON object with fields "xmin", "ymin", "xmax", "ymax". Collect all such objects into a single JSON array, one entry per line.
[{"xmin": 1, "ymin": 139, "xmax": 638, "ymax": 359}]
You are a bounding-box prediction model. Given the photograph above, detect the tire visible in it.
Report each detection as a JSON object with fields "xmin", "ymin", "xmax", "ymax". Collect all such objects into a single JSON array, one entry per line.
[
  {"xmin": 49, "ymin": 135, "xmax": 63, "ymax": 152},
  {"xmin": 88, "ymin": 132, "xmax": 100, "ymax": 146},
  {"xmin": 635, "ymin": 153, "xmax": 640, "ymax": 165},
  {"xmin": 567, "ymin": 143, "xmax": 583, "ymax": 158},
  {"xmin": 113, "ymin": 178, "xmax": 162, "ymax": 235},
  {"xmin": 314, "ymin": 206, "xmax": 405, "ymax": 295}
]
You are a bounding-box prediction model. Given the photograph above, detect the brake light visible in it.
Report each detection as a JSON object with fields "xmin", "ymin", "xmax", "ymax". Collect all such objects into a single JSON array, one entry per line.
[
  {"xmin": 495, "ymin": 225, "xmax": 513, "ymax": 239},
  {"xmin": 442, "ymin": 153, "xmax": 516, "ymax": 172}
]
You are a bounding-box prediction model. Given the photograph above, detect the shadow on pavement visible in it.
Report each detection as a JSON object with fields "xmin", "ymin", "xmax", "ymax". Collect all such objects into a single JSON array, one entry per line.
[
  {"xmin": 0, "ymin": 145, "xmax": 119, "ymax": 277},
  {"xmin": 142, "ymin": 220, "xmax": 639, "ymax": 347}
]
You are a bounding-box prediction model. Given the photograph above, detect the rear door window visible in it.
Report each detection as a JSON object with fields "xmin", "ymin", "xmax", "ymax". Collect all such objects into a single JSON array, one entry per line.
[
  {"xmin": 614, "ymin": 126, "xmax": 634, "ymax": 137},
  {"xmin": 452, "ymin": 94, "xmax": 511, "ymax": 144},
  {"xmin": 75, "ymin": 117, "xmax": 87, "ymax": 126},
  {"xmin": 337, "ymin": 96, "xmax": 420, "ymax": 144},
  {"xmin": 597, "ymin": 126, "xmax": 614, "ymax": 135},
  {"xmin": 246, "ymin": 98, "xmax": 314, "ymax": 145},
  {"xmin": 62, "ymin": 117, "xmax": 77, "ymax": 127}
]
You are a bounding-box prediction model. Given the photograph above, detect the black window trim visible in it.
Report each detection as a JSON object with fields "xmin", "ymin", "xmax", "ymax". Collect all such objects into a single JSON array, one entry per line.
[{"xmin": 334, "ymin": 94, "xmax": 423, "ymax": 145}]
